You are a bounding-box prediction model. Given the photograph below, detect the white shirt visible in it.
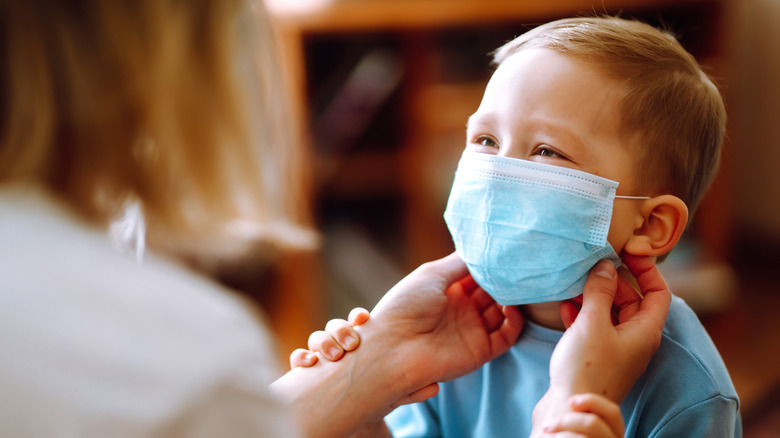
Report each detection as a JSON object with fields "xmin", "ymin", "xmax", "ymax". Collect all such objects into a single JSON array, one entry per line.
[{"xmin": 0, "ymin": 185, "xmax": 299, "ymax": 437}]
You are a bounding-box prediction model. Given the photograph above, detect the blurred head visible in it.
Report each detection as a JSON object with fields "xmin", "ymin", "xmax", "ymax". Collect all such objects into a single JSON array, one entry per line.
[
  {"xmin": 493, "ymin": 16, "xmax": 726, "ymax": 216},
  {"xmin": 0, "ymin": 0, "xmax": 314, "ymax": 263}
]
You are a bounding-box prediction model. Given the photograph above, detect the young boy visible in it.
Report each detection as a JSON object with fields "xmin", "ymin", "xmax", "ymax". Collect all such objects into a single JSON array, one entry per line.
[
  {"xmin": 383, "ymin": 16, "xmax": 739, "ymax": 437},
  {"xmin": 297, "ymin": 16, "xmax": 739, "ymax": 437}
]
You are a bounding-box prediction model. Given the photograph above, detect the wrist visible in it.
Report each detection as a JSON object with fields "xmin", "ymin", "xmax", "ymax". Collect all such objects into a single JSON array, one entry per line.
[
  {"xmin": 351, "ymin": 318, "xmax": 422, "ymax": 402},
  {"xmin": 270, "ymin": 318, "xmax": 413, "ymax": 438}
]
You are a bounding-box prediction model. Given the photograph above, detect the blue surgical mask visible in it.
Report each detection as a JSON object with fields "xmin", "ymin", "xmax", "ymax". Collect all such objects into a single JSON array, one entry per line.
[{"xmin": 443, "ymin": 150, "xmax": 647, "ymax": 306}]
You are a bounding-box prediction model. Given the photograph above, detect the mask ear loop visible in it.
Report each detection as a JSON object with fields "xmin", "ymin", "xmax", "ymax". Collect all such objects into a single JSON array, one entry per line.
[
  {"xmin": 616, "ymin": 264, "xmax": 644, "ymax": 299},
  {"xmin": 614, "ymin": 195, "xmax": 651, "ymax": 200}
]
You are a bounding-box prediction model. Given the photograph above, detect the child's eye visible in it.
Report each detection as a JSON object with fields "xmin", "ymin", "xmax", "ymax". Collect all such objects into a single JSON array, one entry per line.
[
  {"xmin": 533, "ymin": 146, "xmax": 566, "ymax": 159},
  {"xmin": 476, "ymin": 136, "xmax": 498, "ymax": 148}
]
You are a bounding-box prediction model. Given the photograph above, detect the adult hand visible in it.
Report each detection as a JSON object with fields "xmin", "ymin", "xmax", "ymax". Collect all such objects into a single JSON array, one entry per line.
[
  {"xmin": 367, "ymin": 252, "xmax": 524, "ymax": 386},
  {"xmin": 270, "ymin": 252, "xmax": 523, "ymax": 438},
  {"xmin": 533, "ymin": 254, "xmax": 671, "ymax": 432},
  {"xmin": 291, "ymin": 253, "xmax": 523, "ymax": 384}
]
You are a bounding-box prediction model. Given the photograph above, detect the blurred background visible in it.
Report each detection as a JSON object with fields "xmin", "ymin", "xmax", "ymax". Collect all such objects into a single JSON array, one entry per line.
[{"xmin": 259, "ymin": 0, "xmax": 779, "ymax": 434}]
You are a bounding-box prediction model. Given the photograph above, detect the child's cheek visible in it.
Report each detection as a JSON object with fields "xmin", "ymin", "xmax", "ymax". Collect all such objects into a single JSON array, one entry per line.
[{"xmin": 607, "ymin": 202, "xmax": 643, "ymax": 254}]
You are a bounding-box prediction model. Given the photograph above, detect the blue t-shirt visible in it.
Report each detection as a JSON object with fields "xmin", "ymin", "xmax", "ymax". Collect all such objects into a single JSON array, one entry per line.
[{"xmin": 387, "ymin": 296, "xmax": 741, "ymax": 437}]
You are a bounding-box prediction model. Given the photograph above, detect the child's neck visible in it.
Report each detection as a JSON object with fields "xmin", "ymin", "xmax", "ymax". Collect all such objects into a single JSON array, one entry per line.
[{"xmin": 521, "ymin": 302, "xmax": 566, "ymax": 331}]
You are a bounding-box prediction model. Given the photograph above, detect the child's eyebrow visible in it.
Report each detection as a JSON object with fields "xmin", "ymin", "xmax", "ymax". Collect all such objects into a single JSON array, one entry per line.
[
  {"xmin": 526, "ymin": 118, "xmax": 588, "ymax": 153},
  {"xmin": 465, "ymin": 112, "xmax": 496, "ymax": 131}
]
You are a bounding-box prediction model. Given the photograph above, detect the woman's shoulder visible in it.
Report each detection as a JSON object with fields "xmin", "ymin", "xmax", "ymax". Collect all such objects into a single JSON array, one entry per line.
[
  {"xmin": 0, "ymin": 185, "xmax": 289, "ymax": 435},
  {"xmin": 0, "ymin": 184, "xmax": 270, "ymax": 346}
]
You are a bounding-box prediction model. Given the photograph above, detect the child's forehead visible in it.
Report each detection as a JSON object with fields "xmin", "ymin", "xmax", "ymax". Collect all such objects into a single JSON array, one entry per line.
[
  {"xmin": 492, "ymin": 49, "xmax": 611, "ymax": 87},
  {"xmin": 473, "ymin": 51, "xmax": 626, "ymax": 135}
]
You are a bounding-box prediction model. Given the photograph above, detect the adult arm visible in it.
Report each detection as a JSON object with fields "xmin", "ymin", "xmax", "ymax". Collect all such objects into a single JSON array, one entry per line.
[{"xmin": 270, "ymin": 253, "xmax": 523, "ymax": 438}]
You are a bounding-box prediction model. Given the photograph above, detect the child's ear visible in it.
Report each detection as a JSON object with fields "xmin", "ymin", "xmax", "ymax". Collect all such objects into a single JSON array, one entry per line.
[{"xmin": 623, "ymin": 195, "xmax": 689, "ymax": 257}]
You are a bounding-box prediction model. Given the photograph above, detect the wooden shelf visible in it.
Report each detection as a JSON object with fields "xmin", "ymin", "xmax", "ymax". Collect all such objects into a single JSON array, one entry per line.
[
  {"xmin": 315, "ymin": 152, "xmax": 402, "ymax": 197},
  {"xmin": 268, "ymin": 0, "xmax": 716, "ymax": 32},
  {"xmin": 412, "ymin": 82, "xmax": 486, "ymax": 131}
]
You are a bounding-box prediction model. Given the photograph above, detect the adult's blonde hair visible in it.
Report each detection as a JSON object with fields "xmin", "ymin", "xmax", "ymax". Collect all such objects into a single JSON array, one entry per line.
[
  {"xmin": 493, "ymin": 16, "xmax": 726, "ymax": 215},
  {"xmin": 0, "ymin": 0, "xmax": 314, "ymax": 262}
]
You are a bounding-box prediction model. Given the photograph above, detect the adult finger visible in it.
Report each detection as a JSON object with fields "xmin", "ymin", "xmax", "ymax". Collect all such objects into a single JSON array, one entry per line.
[
  {"xmin": 458, "ymin": 275, "xmax": 479, "ymax": 295},
  {"xmin": 559, "ymin": 298, "xmax": 581, "ymax": 329},
  {"xmin": 621, "ymin": 254, "xmax": 671, "ymax": 331},
  {"xmin": 481, "ymin": 302, "xmax": 505, "ymax": 332},
  {"xmin": 488, "ymin": 304, "xmax": 524, "ymax": 353},
  {"xmin": 577, "ymin": 260, "xmax": 620, "ymax": 324},
  {"xmin": 389, "ymin": 383, "xmax": 440, "ymax": 412},
  {"xmin": 471, "ymin": 284, "xmax": 500, "ymax": 312},
  {"xmin": 612, "ymin": 275, "xmax": 643, "ymax": 323},
  {"xmin": 622, "ymin": 254, "xmax": 669, "ymax": 297},
  {"xmin": 372, "ymin": 252, "xmax": 466, "ymax": 318},
  {"xmin": 418, "ymin": 252, "xmax": 469, "ymax": 289}
]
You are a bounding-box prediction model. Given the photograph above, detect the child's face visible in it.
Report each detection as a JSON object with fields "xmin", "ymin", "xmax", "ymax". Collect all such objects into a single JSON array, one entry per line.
[{"xmin": 466, "ymin": 48, "xmax": 642, "ymax": 255}]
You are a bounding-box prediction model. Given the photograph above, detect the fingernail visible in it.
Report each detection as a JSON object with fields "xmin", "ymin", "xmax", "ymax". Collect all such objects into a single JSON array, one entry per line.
[
  {"xmin": 344, "ymin": 335, "xmax": 357, "ymax": 350},
  {"xmin": 594, "ymin": 260, "xmax": 616, "ymax": 279},
  {"xmin": 328, "ymin": 347, "xmax": 340, "ymax": 359}
]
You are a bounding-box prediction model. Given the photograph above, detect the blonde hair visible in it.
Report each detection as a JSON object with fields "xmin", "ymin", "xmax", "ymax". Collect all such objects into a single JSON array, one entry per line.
[
  {"xmin": 493, "ymin": 16, "xmax": 726, "ymax": 215},
  {"xmin": 0, "ymin": 0, "xmax": 314, "ymax": 263}
]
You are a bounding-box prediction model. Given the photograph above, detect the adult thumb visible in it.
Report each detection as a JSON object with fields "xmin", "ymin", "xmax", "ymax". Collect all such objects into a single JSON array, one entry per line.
[
  {"xmin": 579, "ymin": 260, "xmax": 620, "ymax": 323},
  {"xmin": 424, "ymin": 252, "xmax": 469, "ymax": 286}
]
